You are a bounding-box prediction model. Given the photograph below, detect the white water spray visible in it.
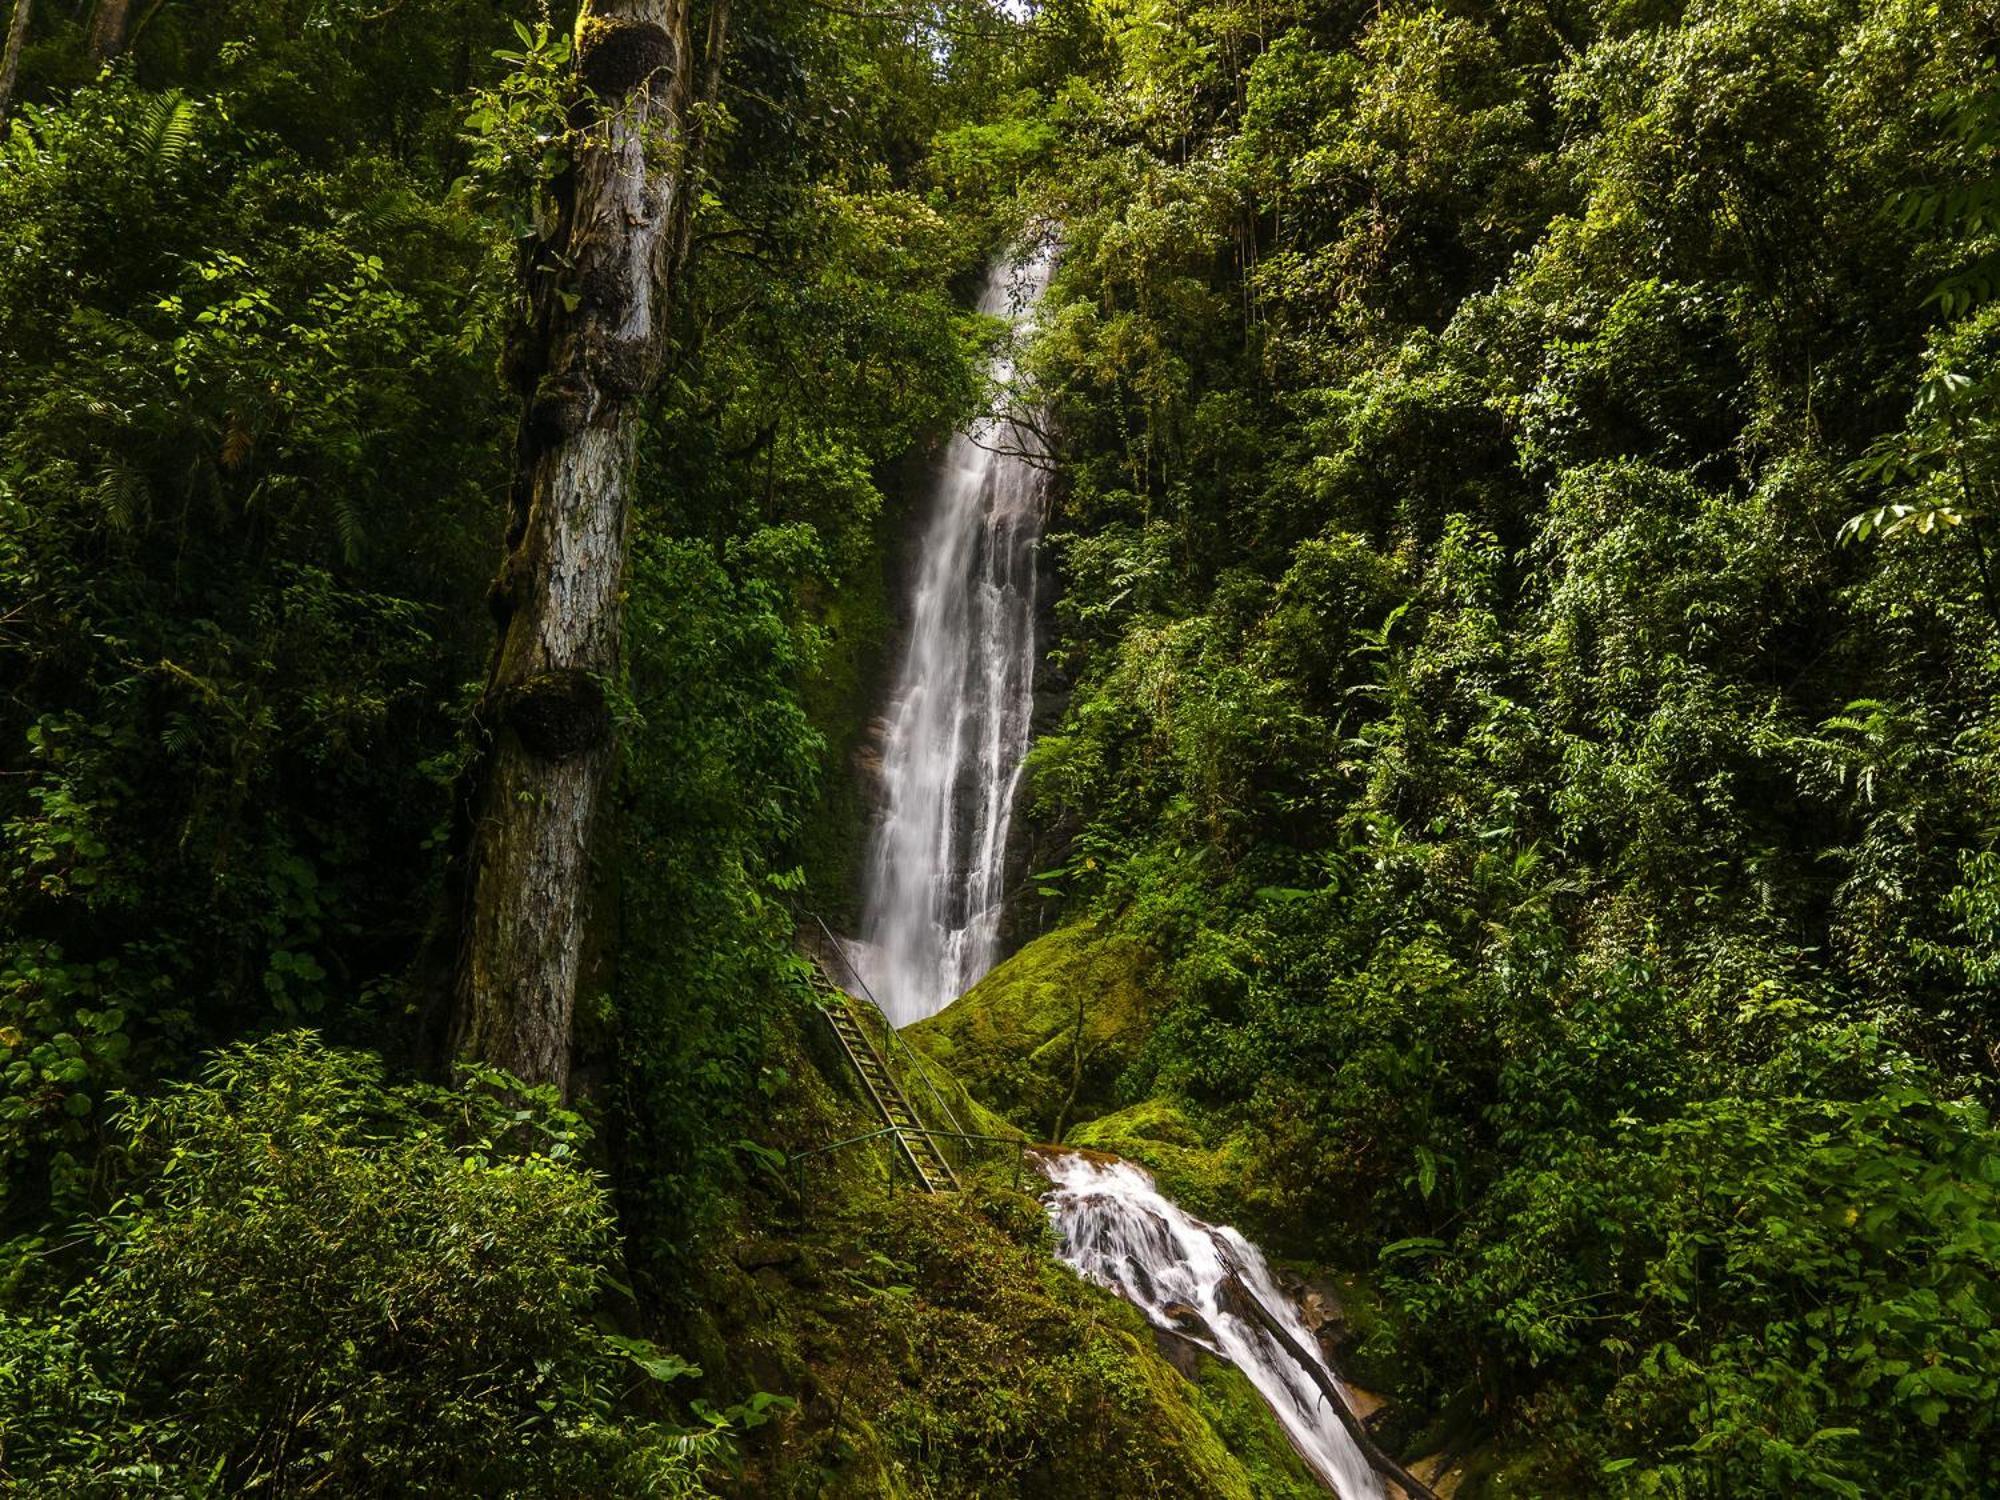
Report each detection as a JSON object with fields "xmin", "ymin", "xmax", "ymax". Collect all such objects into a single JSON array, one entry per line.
[
  {"xmin": 1040, "ymin": 1152, "xmax": 1386, "ymax": 1500},
  {"xmin": 858, "ymin": 248, "xmax": 1054, "ymax": 1025}
]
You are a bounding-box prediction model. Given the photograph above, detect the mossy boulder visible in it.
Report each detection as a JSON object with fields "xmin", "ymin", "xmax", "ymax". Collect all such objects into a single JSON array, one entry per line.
[
  {"xmin": 1065, "ymin": 1097, "xmax": 1259, "ymax": 1230},
  {"xmin": 907, "ymin": 923, "xmax": 1156, "ymax": 1141},
  {"xmin": 710, "ymin": 1176, "xmax": 1321, "ymax": 1498},
  {"xmin": 698, "ymin": 1002, "xmax": 1339, "ymax": 1498}
]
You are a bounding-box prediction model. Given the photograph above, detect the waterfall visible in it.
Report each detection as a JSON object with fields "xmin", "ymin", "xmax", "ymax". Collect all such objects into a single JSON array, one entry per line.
[
  {"xmin": 1040, "ymin": 1152, "xmax": 1387, "ymax": 1500},
  {"xmin": 852, "ymin": 248, "xmax": 1385, "ymax": 1496},
  {"xmin": 857, "ymin": 247, "xmax": 1054, "ymax": 1026}
]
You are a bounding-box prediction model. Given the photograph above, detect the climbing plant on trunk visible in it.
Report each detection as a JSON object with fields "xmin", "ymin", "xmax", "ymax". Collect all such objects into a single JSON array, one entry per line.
[{"xmin": 452, "ymin": 0, "xmax": 715, "ymax": 1093}]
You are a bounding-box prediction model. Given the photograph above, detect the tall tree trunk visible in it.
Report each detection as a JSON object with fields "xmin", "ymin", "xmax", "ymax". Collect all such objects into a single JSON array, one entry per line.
[
  {"xmin": 0, "ymin": 0, "xmax": 31, "ymax": 117},
  {"xmin": 85, "ymin": 0, "xmax": 128, "ymax": 62},
  {"xmin": 451, "ymin": 0, "xmax": 698, "ymax": 1093}
]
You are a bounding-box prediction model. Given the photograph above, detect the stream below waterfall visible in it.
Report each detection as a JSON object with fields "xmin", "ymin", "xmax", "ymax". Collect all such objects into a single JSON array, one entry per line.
[{"xmin": 1040, "ymin": 1152, "xmax": 1386, "ymax": 1500}]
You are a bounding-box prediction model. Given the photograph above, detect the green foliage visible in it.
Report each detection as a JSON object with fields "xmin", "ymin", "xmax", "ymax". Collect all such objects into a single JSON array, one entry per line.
[
  {"xmin": 0, "ymin": 0, "xmax": 1058, "ymax": 1489},
  {"xmin": 19, "ymin": 0, "xmax": 2000, "ymax": 1489},
  {"xmin": 461, "ymin": 20, "xmax": 577, "ymax": 237},
  {"xmin": 601, "ymin": 7, "xmax": 1012, "ymax": 1281},
  {"xmin": 0, "ymin": 1033, "xmax": 725, "ymax": 1496},
  {"xmin": 0, "ymin": 76, "xmax": 505, "ymax": 1219},
  {"xmin": 1592, "ymin": 1032, "xmax": 2000, "ymax": 1496},
  {"xmin": 1011, "ymin": 0, "xmax": 2000, "ymax": 1488},
  {"xmin": 1900, "ymin": 59, "xmax": 2000, "ymax": 319}
]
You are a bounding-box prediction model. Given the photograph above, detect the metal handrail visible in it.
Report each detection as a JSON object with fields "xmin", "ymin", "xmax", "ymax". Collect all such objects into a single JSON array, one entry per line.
[
  {"xmin": 801, "ymin": 910, "xmax": 971, "ymax": 1168},
  {"xmin": 906, "ymin": 1126, "xmax": 1040, "ymax": 1191},
  {"xmin": 787, "ymin": 1125, "xmax": 900, "ymax": 1165},
  {"xmin": 790, "ymin": 1126, "xmax": 1034, "ymax": 1165},
  {"xmin": 905, "ymin": 1127, "xmax": 1036, "ymax": 1149}
]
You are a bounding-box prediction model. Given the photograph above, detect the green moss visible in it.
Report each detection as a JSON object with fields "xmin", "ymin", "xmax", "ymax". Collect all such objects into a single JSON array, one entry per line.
[
  {"xmin": 1182, "ymin": 1353, "xmax": 1328, "ymax": 1499},
  {"xmin": 704, "ymin": 1174, "xmax": 1306, "ymax": 1498},
  {"xmin": 908, "ymin": 923, "xmax": 1158, "ymax": 1140},
  {"xmin": 692, "ymin": 1006, "xmax": 1341, "ymax": 1498},
  {"xmin": 1064, "ymin": 1097, "xmax": 1257, "ymax": 1227}
]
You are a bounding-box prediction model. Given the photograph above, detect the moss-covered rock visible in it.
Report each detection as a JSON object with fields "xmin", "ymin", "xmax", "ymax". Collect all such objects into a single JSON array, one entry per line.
[
  {"xmin": 1276, "ymin": 1262, "xmax": 1405, "ymax": 1402},
  {"xmin": 1064, "ymin": 1097, "xmax": 1257, "ymax": 1228},
  {"xmin": 1180, "ymin": 1352, "xmax": 1329, "ymax": 1500},
  {"xmin": 707, "ymin": 1171, "xmax": 1323, "ymax": 1498},
  {"xmin": 908, "ymin": 923, "xmax": 1157, "ymax": 1140}
]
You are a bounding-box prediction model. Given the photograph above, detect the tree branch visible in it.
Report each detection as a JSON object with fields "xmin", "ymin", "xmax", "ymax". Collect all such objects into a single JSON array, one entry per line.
[{"xmin": 1235, "ymin": 1289, "xmax": 1444, "ymax": 1500}]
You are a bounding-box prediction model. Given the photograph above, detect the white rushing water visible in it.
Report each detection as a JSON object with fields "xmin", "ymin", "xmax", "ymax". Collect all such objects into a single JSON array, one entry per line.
[
  {"xmin": 1040, "ymin": 1151, "xmax": 1386, "ymax": 1500},
  {"xmin": 857, "ymin": 247, "xmax": 1054, "ymax": 1026}
]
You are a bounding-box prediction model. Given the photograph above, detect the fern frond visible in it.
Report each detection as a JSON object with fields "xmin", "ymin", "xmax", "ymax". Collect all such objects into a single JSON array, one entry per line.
[
  {"xmin": 152, "ymin": 95, "xmax": 198, "ymax": 171},
  {"xmin": 124, "ymin": 90, "xmax": 197, "ymax": 175},
  {"xmin": 348, "ymin": 188, "xmax": 427, "ymax": 238},
  {"xmin": 331, "ymin": 491, "xmax": 364, "ymax": 566},
  {"xmin": 91, "ymin": 460, "xmax": 148, "ymax": 533}
]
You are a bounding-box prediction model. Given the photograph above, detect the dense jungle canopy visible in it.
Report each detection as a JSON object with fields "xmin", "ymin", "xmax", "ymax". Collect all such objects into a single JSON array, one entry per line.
[{"xmin": 1, "ymin": 0, "xmax": 1998, "ymax": 1492}]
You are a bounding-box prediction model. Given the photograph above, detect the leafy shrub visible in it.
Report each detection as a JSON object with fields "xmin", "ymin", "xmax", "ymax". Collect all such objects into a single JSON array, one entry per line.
[{"xmin": 0, "ymin": 1033, "xmax": 724, "ymax": 1497}]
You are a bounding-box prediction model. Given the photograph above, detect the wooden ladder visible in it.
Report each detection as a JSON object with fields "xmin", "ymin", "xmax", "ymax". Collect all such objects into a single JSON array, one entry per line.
[{"xmin": 806, "ymin": 959, "xmax": 960, "ymax": 1194}]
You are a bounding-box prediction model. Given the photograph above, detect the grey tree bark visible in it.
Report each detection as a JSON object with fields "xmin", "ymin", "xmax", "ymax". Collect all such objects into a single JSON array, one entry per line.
[
  {"xmin": 451, "ymin": 0, "xmax": 704, "ymax": 1093},
  {"xmin": 0, "ymin": 0, "xmax": 30, "ymax": 117}
]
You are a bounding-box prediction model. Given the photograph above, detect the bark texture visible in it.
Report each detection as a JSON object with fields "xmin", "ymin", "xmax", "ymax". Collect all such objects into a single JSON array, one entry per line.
[
  {"xmin": 0, "ymin": 0, "xmax": 29, "ymax": 117},
  {"xmin": 451, "ymin": 0, "xmax": 703, "ymax": 1092},
  {"xmin": 86, "ymin": 0, "xmax": 129, "ymax": 62}
]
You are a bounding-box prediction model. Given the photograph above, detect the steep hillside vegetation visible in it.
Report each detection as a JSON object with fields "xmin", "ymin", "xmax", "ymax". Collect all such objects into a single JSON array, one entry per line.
[
  {"xmin": 1001, "ymin": 0, "xmax": 2000, "ymax": 1491},
  {"xmin": 1, "ymin": 0, "xmax": 1997, "ymax": 1493}
]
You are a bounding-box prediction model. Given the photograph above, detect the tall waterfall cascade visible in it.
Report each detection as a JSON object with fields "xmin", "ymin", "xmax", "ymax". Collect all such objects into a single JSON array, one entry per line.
[
  {"xmin": 853, "ymin": 248, "xmax": 1385, "ymax": 1498},
  {"xmin": 1041, "ymin": 1152, "xmax": 1386, "ymax": 1500},
  {"xmin": 857, "ymin": 247, "xmax": 1054, "ymax": 1026}
]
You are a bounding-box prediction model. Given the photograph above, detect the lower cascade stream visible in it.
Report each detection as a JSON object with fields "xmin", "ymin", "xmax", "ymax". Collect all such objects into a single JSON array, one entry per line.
[{"xmin": 1040, "ymin": 1152, "xmax": 1386, "ymax": 1500}]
